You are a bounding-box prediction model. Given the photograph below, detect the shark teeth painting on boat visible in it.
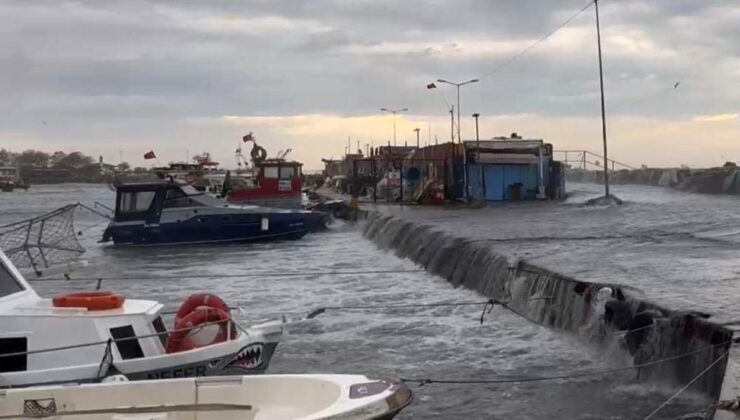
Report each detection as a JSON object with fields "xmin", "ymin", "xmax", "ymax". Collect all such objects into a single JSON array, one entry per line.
[{"xmin": 226, "ymin": 343, "xmax": 264, "ymax": 370}]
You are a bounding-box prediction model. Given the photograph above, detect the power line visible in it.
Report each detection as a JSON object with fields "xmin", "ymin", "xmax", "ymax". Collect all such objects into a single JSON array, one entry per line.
[{"xmin": 482, "ymin": 0, "xmax": 595, "ymax": 77}]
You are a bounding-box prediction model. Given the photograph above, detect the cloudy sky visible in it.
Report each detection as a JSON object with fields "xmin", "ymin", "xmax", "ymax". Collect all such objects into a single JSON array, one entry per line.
[{"xmin": 1, "ymin": 0, "xmax": 738, "ymax": 169}]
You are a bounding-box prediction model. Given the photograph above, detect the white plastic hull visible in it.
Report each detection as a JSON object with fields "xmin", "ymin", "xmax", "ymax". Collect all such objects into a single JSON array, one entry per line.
[
  {"xmin": 0, "ymin": 374, "xmax": 412, "ymax": 420},
  {"xmin": 0, "ymin": 322, "xmax": 282, "ymax": 388}
]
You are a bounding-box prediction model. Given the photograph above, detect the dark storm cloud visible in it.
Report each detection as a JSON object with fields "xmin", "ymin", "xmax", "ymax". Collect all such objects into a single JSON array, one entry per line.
[{"xmin": 0, "ymin": 0, "xmax": 738, "ymax": 143}]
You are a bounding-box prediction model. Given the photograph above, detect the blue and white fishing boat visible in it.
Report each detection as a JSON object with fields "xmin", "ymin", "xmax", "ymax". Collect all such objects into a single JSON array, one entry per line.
[{"xmin": 101, "ymin": 181, "xmax": 328, "ymax": 246}]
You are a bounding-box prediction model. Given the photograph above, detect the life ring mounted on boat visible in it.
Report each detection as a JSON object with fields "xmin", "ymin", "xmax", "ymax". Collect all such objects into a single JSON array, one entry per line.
[
  {"xmin": 174, "ymin": 293, "xmax": 231, "ymax": 326},
  {"xmin": 52, "ymin": 291, "xmax": 125, "ymax": 311},
  {"xmin": 165, "ymin": 307, "xmax": 237, "ymax": 353}
]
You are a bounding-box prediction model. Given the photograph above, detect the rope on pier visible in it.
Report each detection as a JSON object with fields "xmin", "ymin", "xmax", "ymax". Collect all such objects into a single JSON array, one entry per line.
[
  {"xmin": 400, "ymin": 342, "xmax": 730, "ymax": 387},
  {"xmin": 33, "ymin": 269, "xmax": 427, "ymax": 282},
  {"xmin": 304, "ymin": 298, "xmax": 662, "ymax": 338},
  {"xmin": 641, "ymin": 350, "xmax": 730, "ymax": 420}
]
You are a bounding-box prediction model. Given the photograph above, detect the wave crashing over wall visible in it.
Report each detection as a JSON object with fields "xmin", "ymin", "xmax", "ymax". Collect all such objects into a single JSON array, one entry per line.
[{"xmin": 362, "ymin": 212, "xmax": 732, "ymax": 396}]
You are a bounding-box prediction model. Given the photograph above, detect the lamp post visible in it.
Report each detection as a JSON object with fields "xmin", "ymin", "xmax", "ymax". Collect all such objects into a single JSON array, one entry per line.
[
  {"xmin": 380, "ymin": 108, "xmax": 408, "ymax": 146},
  {"xmin": 436, "ymin": 79, "xmax": 478, "ymax": 144},
  {"xmin": 594, "ymin": 0, "xmax": 609, "ymax": 199},
  {"xmin": 473, "ymin": 113, "xmax": 485, "ymax": 203},
  {"xmin": 413, "ymin": 128, "xmax": 420, "ymax": 148}
]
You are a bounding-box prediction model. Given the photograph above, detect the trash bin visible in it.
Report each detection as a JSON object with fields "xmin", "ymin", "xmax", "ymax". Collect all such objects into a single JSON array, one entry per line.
[{"xmin": 510, "ymin": 183, "xmax": 523, "ymax": 200}]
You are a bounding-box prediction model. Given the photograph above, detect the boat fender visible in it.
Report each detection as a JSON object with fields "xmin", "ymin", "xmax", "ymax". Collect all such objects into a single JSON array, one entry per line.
[
  {"xmin": 166, "ymin": 307, "xmax": 237, "ymax": 353},
  {"xmin": 604, "ymin": 300, "xmax": 633, "ymax": 330},
  {"xmin": 102, "ymin": 374, "xmax": 129, "ymax": 383},
  {"xmin": 174, "ymin": 293, "xmax": 231, "ymax": 327},
  {"xmin": 52, "ymin": 291, "xmax": 125, "ymax": 311}
]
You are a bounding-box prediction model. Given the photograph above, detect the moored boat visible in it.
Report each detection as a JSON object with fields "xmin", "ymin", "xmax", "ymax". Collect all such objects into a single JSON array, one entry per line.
[
  {"xmin": 101, "ymin": 181, "xmax": 328, "ymax": 246},
  {"xmin": 0, "ymin": 374, "xmax": 413, "ymax": 419},
  {"xmin": 0, "ymin": 249, "xmax": 283, "ymax": 388}
]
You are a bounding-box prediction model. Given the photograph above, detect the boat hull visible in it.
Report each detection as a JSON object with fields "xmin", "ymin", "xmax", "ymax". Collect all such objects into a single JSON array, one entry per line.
[
  {"xmin": 103, "ymin": 212, "xmax": 327, "ymax": 246},
  {"xmin": 0, "ymin": 374, "xmax": 413, "ymax": 419},
  {"xmin": 0, "ymin": 322, "xmax": 283, "ymax": 388}
]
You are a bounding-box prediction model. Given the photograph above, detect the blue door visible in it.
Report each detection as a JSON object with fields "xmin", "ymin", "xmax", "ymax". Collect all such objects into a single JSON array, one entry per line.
[{"xmin": 485, "ymin": 165, "xmax": 505, "ymax": 201}]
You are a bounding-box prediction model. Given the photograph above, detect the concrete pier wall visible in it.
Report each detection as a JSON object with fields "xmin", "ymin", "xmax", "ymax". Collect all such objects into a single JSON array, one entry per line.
[
  {"xmin": 362, "ymin": 211, "xmax": 733, "ymax": 398},
  {"xmin": 567, "ymin": 167, "xmax": 740, "ymax": 195}
]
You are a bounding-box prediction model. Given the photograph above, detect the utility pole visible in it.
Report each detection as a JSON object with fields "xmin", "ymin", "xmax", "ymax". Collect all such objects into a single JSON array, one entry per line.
[
  {"xmin": 595, "ymin": 0, "xmax": 610, "ymax": 198},
  {"xmin": 449, "ymin": 106, "xmax": 455, "ymax": 143},
  {"xmin": 413, "ymin": 128, "xmax": 420, "ymax": 148},
  {"xmin": 473, "ymin": 113, "xmax": 485, "ymax": 203}
]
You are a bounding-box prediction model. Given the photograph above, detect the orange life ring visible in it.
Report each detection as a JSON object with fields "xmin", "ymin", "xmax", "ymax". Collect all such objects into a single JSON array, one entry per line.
[
  {"xmin": 52, "ymin": 291, "xmax": 125, "ymax": 311},
  {"xmin": 174, "ymin": 293, "xmax": 230, "ymax": 327},
  {"xmin": 165, "ymin": 307, "xmax": 236, "ymax": 353},
  {"xmin": 185, "ymin": 174, "xmax": 196, "ymax": 184}
]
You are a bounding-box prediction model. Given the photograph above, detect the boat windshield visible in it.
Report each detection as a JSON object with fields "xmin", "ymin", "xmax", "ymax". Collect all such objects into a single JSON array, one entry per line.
[
  {"xmin": 180, "ymin": 185, "xmax": 203, "ymax": 196},
  {"xmin": 118, "ymin": 191, "xmax": 156, "ymax": 213},
  {"xmin": 0, "ymin": 259, "xmax": 25, "ymax": 298}
]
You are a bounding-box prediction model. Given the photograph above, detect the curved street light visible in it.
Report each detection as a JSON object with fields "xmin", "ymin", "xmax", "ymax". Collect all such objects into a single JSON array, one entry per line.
[
  {"xmin": 436, "ymin": 79, "xmax": 479, "ymax": 144},
  {"xmin": 380, "ymin": 107, "xmax": 408, "ymax": 146}
]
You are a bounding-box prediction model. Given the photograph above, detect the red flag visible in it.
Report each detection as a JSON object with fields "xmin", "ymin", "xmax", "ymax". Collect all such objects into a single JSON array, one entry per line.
[
  {"xmin": 426, "ymin": 83, "xmax": 436, "ymax": 89},
  {"xmin": 144, "ymin": 151, "xmax": 156, "ymax": 160}
]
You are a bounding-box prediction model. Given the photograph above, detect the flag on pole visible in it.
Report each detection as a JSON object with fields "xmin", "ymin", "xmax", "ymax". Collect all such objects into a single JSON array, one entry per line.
[
  {"xmin": 242, "ymin": 132, "xmax": 255, "ymax": 143},
  {"xmin": 144, "ymin": 151, "xmax": 156, "ymax": 160},
  {"xmin": 426, "ymin": 83, "xmax": 437, "ymax": 89}
]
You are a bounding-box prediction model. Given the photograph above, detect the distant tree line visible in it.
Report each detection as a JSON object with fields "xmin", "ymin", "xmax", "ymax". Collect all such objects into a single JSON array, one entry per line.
[
  {"xmin": 0, "ymin": 148, "xmax": 144, "ymax": 172},
  {"xmin": 0, "ymin": 148, "xmax": 96, "ymax": 169}
]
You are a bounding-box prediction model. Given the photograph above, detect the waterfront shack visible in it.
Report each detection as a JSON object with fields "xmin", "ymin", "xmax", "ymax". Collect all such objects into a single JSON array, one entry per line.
[{"xmin": 464, "ymin": 138, "xmax": 565, "ymax": 201}]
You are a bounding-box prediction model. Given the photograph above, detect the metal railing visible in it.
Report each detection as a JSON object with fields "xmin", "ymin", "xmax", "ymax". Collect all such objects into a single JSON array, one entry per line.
[{"xmin": 555, "ymin": 150, "xmax": 636, "ymax": 171}]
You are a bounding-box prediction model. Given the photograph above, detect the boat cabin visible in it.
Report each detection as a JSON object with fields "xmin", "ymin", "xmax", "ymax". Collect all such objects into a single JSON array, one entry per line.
[
  {"xmin": 112, "ymin": 181, "xmax": 208, "ymax": 223},
  {"xmin": 226, "ymin": 159, "xmax": 303, "ymax": 208},
  {"xmin": 0, "ymin": 250, "xmax": 165, "ymax": 387},
  {"xmin": 254, "ymin": 159, "xmax": 302, "ymax": 192}
]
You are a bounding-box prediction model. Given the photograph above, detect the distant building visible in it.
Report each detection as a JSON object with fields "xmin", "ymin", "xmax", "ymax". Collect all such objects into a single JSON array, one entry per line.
[
  {"xmin": 464, "ymin": 138, "xmax": 564, "ymax": 201},
  {"xmin": 321, "ymin": 159, "xmax": 344, "ymax": 178}
]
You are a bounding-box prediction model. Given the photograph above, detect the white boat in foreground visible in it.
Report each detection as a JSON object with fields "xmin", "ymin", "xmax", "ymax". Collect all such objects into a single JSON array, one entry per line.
[
  {"xmin": 0, "ymin": 374, "xmax": 413, "ymax": 419},
  {"xmin": 0, "ymin": 249, "xmax": 283, "ymax": 388}
]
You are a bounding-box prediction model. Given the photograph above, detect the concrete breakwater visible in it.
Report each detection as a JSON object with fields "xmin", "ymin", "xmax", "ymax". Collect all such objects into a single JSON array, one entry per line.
[
  {"xmin": 362, "ymin": 211, "xmax": 733, "ymax": 397},
  {"xmin": 567, "ymin": 167, "xmax": 740, "ymax": 195}
]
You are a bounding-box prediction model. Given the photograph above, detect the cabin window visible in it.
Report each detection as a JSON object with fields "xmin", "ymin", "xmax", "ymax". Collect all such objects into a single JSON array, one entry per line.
[
  {"xmin": 110, "ymin": 325, "xmax": 145, "ymax": 360},
  {"xmin": 279, "ymin": 166, "xmax": 296, "ymax": 179},
  {"xmin": 165, "ymin": 188, "xmax": 186, "ymax": 200},
  {"xmin": 0, "ymin": 337, "xmax": 27, "ymax": 372},
  {"xmin": 0, "ymin": 262, "xmax": 24, "ymax": 298},
  {"xmin": 151, "ymin": 316, "xmax": 167, "ymax": 347},
  {"xmin": 264, "ymin": 167, "xmax": 279, "ymax": 179},
  {"xmin": 119, "ymin": 191, "xmax": 156, "ymax": 213}
]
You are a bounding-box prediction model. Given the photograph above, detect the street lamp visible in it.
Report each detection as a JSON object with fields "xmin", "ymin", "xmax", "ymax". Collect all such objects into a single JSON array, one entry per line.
[
  {"xmin": 594, "ymin": 0, "xmax": 610, "ymax": 199},
  {"xmin": 436, "ymin": 79, "xmax": 479, "ymax": 144},
  {"xmin": 413, "ymin": 128, "xmax": 420, "ymax": 148},
  {"xmin": 473, "ymin": 113, "xmax": 485, "ymax": 203},
  {"xmin": 380, "ymin": 108, "xmax": 408, "ymax": 146}
]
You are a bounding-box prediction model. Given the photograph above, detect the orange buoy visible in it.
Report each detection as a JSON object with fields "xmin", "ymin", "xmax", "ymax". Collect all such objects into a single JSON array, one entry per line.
[{"xmin": 52, "ymin": 291, "xmax": 125, "ymax": 311}]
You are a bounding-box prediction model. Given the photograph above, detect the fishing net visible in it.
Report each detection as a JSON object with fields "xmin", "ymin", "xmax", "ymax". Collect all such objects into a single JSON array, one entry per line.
[{"xmin": 0, "ymin": 204, "xmax": 85, "ymax": 273}]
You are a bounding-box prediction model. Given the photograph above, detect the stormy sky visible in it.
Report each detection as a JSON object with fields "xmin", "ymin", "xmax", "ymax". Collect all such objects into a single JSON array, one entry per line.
[{"xmin": 1, "ymin": 0, "xmax": 738, "ymax": 169}]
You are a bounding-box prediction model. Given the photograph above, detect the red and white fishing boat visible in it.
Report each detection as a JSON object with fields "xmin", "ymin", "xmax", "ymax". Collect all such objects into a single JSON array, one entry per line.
[{"xmin": 203, "ymin": 135, "xmax": 304, "ymax": 209}]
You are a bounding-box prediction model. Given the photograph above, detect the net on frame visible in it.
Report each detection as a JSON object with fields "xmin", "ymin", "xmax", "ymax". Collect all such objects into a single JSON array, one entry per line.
[{"xmin": 0, "ymin": 204, "xmax": 85, "ymax": 274}]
